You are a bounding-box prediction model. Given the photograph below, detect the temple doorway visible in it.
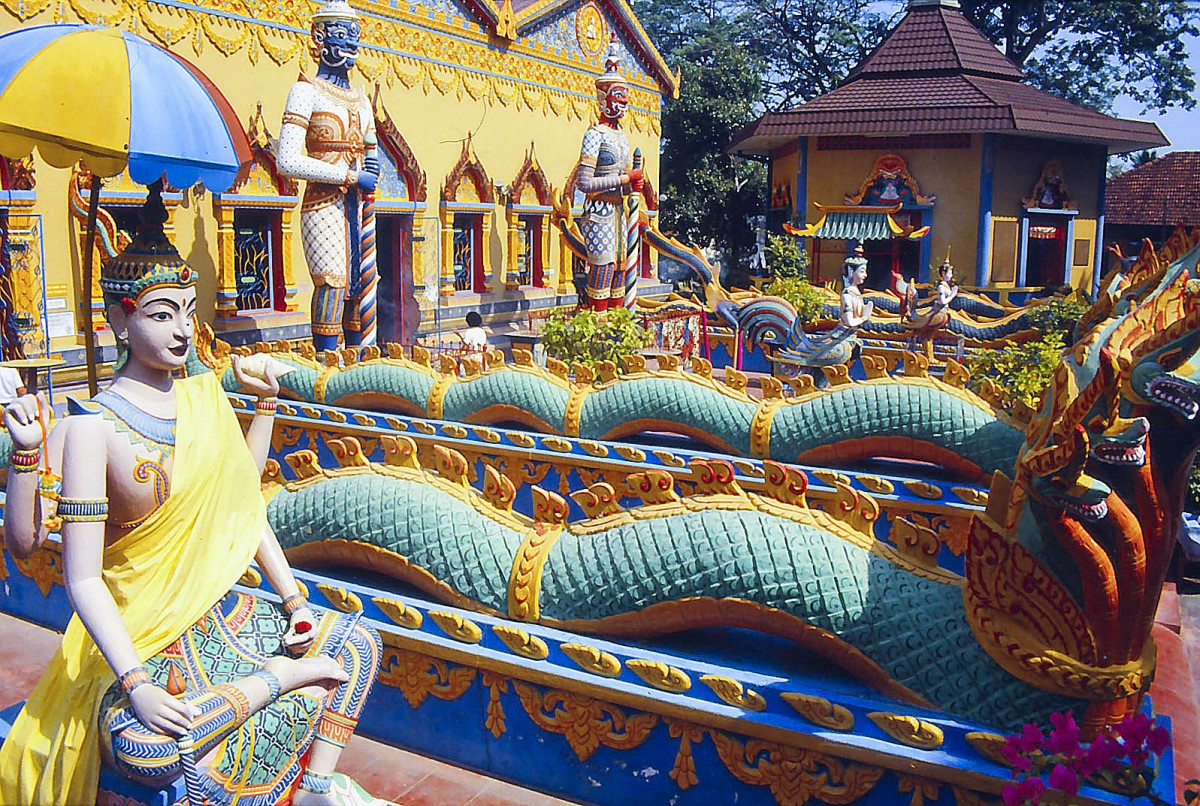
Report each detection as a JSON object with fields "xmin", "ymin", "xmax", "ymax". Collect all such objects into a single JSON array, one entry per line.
[
  {"xmin": 1024, "ymin": 221, "xmax": 1066, "ymax": 288},
  {"xmin": 862, "ymin": 237, "xmax": 921, "ymax": 291},
  {"xmin": 377, "ymin": 213, "xmax": 419, "ymax": 345}
]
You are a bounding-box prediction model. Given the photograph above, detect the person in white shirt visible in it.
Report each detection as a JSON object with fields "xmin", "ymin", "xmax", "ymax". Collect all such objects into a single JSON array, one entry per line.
[
  {"xmin": 0, "ymin": 365, "xmax": 26, "ymax": 407},
  {"xmin": 460, "ymin": 311, "xmax": 488, "ymax": 352}
]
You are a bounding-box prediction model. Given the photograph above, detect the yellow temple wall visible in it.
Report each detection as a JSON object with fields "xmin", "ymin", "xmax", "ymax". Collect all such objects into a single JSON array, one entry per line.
[
  {"xmin": 989, "ymin": 136, "xmax": 1103, "ymax": 291},
  {"xmin": 0, "ymin": 0, "xmax": 666, "ymax": 348},
  {"xmin": 798, "ymin": 137, "xmax": 982, "ymax": 280},
  {"xmin": 990, "ymin": 137, "xmax": 1101, "ymax": 220}
]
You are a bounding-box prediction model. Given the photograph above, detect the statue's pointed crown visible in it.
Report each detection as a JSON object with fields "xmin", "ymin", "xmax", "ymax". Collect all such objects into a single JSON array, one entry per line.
[
  {"xmin": 313, "ymin": 0, "xmax": 359, "ymax": 23},
  {"xmin": 594, "ymin": 35, "xmax": 625, "ymax": 93},
  {"xmin": 100, "ymin": 181, "xmax": 195, "ymax": 303}
]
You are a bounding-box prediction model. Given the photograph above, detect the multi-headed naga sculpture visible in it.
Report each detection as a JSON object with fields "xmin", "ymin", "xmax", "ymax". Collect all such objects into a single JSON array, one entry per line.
[{"xmin": 191, "ymin": 227, "xmax": 1200, "ymax": 737}]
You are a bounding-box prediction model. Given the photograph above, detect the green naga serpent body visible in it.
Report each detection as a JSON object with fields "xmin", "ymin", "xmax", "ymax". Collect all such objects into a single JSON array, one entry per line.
[
  {"xmin": 266, "ymin": 445, "xmax": 1081, "ymax": 732},
  {"xmin": 199, "ymin": 336, "xmax": 1025, "ymax": 481}
]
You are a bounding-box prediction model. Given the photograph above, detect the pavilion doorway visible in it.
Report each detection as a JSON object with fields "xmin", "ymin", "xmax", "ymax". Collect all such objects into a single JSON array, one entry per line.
[{"xmin": 862, "ymin": 236, "xmax": 921, "ymax": 291}]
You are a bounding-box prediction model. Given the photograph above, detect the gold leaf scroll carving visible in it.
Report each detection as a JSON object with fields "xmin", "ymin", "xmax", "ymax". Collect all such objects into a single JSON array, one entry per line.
[
  {"xmin": 709, "ymin": 730, "xmax": 884, "ymax": 806},
  {"xmin": 377, "ymin": 646, "xmax": 477, "ymax": 709},
  {"xmin": 666, "ymin": 719, "xmax": 707, "ymax": 790},
  {"xmin": 482, "ymin": 671, "xmax": 509, "ymax": 738},
  {"xmin": 513, "ymin": 682, "xmax": 659, "ymax": 762}
]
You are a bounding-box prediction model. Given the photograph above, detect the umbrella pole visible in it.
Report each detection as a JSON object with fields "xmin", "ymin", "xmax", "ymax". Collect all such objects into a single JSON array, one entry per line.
[{"xmin": 82, "ymin": 175, "xmax": 100, "ymax": 397}]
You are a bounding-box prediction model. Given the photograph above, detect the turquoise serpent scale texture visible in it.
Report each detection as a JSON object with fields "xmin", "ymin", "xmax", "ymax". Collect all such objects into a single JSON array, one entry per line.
[
  {"xmin": 268, "ymin": 475, "xmax": 516, "ymax": 611},
  {"xmin": 212, "ymin": 358, "xmax": 1025, "ymax": 475},
  {"xmin": 770, "ymin": 383, "xmax": 1025, "ymax": 476},
  {"xmin": 267, "ymin": 477, "xmax": 1081, "ymax": 731},
  {"xmin": 579, "ymin": 378, "xmax": 755, "ymax": 454},
  {"xmin": 441, "ymin": 372, "xmax": 569, "ymax": 428},
  {"xmin": 541, "ymin": 509, "xmax": 1080, "ymax": 730},
  {"xmin": 323, "ymin": 364, "xmax": 436, "ymax": 411}
]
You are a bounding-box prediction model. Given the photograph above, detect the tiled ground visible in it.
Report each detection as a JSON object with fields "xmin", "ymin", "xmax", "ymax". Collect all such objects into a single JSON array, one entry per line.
[{"xmin": 0, "ymin": 613, "xmax": 574, "ymax": 806}]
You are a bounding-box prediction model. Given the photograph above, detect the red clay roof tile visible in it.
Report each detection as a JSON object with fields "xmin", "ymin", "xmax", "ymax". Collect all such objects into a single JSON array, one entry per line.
[{"xmin": 1105, "ymin": 152, "xmax": 1200, "ymax": 227}]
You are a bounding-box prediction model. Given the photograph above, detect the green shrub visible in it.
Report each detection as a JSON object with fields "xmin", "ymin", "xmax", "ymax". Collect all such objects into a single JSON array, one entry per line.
[
  {"xmin": 765, "ymin": 234, "xmax": 809, "ymax": 280},
  {"xmin": 1028, "ymin": 296, "xmax": 1090, "ymax": 338},
  {"xmin": 765, "ymin": 276, "xmax": 826, "ymax": 325},
  {"xmin": 541, "ymin": 307, "xmax": 652, "ymax": 369},
  {"xmin": 966, "ymin": 332, "xmax": 1065, "ymax": 414}
]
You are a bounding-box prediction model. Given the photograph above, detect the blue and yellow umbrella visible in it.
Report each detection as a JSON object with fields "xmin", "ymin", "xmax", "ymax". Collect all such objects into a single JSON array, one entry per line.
[
  {"xmin": 0, "ymin": 24, "xmax": 253, "ymax": 392},
  {"xmin": 0, "ymin": 23, "xmax": 252, "ymax": 190}
]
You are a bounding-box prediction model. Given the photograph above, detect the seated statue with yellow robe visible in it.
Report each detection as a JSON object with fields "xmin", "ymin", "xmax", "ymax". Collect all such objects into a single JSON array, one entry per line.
[{"xmin": 0, "ymin": 186, "xmax": 393, "ymax": 806}]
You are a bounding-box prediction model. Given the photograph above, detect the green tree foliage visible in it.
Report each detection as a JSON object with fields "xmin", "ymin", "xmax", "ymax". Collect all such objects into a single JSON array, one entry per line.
[
  {"xmin": 642, "ymin": 9, "xmax": 766, "ymax": 272},
  {"xmin": 740, "ymin": 0, "xmax": 893, "ymax": 110},
  {"xmin": 762, "ymin": 235, "xmax": 824, "ymax": 323},
  {"xmin": 1027, "ymin": 295, "xmax": 1090, "ymax": 338},
  {"xmin": 767, "ymin": 277, "xmax": 826, "ymax": 324},
  {"xmin": 541, "ymin": 308, "xmax": 652, "ymax": 369},
  {"xmin": 958, "ymin": 1, "xmax": 1198, "ymax": 113},
  {"xmin": 764, "ymin": 233, "xmax": 808, "ymax": 278}
]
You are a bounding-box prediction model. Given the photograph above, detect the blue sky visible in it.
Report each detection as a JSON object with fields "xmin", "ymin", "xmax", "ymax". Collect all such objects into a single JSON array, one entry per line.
[{"xmin": 1110, "ymin": 33, "xmax": 1200, "ymax": 154}]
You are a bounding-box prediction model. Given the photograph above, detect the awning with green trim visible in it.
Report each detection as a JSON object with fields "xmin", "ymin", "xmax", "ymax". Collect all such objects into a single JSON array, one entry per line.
[{"xmin": 784, "ymin": 203, "xmax": 930, "ymax": 241}]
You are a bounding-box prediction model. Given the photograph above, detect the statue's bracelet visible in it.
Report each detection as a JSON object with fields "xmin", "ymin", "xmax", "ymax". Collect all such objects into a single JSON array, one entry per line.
[
  {"xmin": 250, "ymin": 669, "xmax": 281, "ymax": 701},
  {"xmin": 119, "ymin": 666, "xmax": 152, "ymax": 695},
  {"xmin": 10, "ymin": 447, "xmax": 41, "ymax": 472},
  {"xmin": 281, "ymin": 593, "xmax": 308, "ymax": 615},
  {"xmin": 254, "ymin": 398, "xmax": 278, "ymax": 416}
]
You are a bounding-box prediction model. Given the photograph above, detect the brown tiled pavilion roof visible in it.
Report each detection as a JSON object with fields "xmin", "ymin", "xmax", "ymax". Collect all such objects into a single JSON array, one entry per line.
[
  {"xmin": 1105, "ymin": 152, "xmax": 1200, "ymax": 227},
  {"xmin": 845, "ymin": 1, "xmax": 1023, "ymax": 81},
  {"xmin": 730, "ymin": 0, "xmax": 1166, "ymax": 156}
]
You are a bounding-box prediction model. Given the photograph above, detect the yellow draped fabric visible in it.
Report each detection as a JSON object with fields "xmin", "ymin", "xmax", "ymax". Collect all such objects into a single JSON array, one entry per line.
[{"xmin": 0, "ymin": 372, "xmax": 265, "ymax": 805}]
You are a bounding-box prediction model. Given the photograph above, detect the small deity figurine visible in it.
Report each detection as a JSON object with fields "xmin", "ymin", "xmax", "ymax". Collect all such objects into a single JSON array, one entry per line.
[
  {"xmin": 838, "ymin": 246, "xmax": 874, "ymax": 330},
  {"xmin": 932, "ymin": 256, "xmax": 959, "ymax": 314},
  {"xmin": 578, "ymin": 36, "xmax": 644, "ymax": 311},
  {"xmin": 757, "ymin": 245, "xmax": 872, "ymax": 373},
  {"xmin": 0, "ymin": 186, "xmax": 391, "ymax": 806},
  {"xmin": 277, "ymin": 0, "xmax": 379, "ymax": 352}
]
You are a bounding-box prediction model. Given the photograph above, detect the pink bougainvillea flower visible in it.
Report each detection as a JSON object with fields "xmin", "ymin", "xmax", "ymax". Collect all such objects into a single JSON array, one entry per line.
[
  {"xmin": 1118, "ymin": 713, "xmax": 1152, "ymax": 748},
  {"xmin": 1016, "ymin": 723, "xmax": 1046, "ymax": 754},
  {"xmin": 1084, "ymin": 734, "xmax": 1124, "ymax": 773},
  {"xmin": 1002, "ymin": 736, "xmax": 1024, "ymax": 766},
  {"xmin": 1147, "ymin": 725, "xmax": 1171, "ymax": 756},
  {"xmin": 1048, "ymin": 763, "xmax": 1080, "ymax": 796},
  {"xmin": 1018, "ymin": 776, "xmax": 1047, "ymax": 803},
  {"xmin": 1046, "ymin": 712, "xmax": 1082, "ymax": 756},
  {"xmin": 1002, "ymin": 782, "xmax": 1023, "ymax": 806}
]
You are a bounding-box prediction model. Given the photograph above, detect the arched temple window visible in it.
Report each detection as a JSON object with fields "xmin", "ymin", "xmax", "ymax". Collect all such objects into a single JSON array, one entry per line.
[
  {"xmin": 441, "ymin": 136, "xmax": 495, "ymax": 296},
  {"xmin": 506, "ymin": 144, "xmax": 553, "ymax": 290},
  {"xmin": 373, "ymin": 95, "xmax": 428, "ymax": 344},
  {"xmin": 211, "ymin": 107, "xmax": 299, "ymax": 323}
]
